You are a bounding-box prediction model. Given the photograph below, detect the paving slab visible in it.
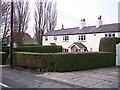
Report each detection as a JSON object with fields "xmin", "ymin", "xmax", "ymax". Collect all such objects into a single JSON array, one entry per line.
[{"xmin": 37, "ymin": 67, "xmax": 119, "ymax": 88}]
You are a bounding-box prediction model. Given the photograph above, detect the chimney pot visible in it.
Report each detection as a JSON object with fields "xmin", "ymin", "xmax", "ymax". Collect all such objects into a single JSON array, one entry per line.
[
  {"xmin": 62, "ymin": 25, "xmax": 64, "ymax": 29},
  {"xmin": 83, "ymin": 19, "xmax": 85, "ymax": 22}
]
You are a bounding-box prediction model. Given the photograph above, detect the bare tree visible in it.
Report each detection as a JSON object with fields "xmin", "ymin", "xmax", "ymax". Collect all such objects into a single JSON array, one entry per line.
[
  {"xmin": 13, "ymin": 0, "xmax": 30, "ymax": 46},
  {"xmin": 34, "ymin": 0, "xmax": 57, "ymax": 45},
  {"xmin": 46, "ymin": 2, "xmax": 57, "ymax": 32},
  {"xmin": 1, "ymin": 1, "xmax": 10, "ymax": 45}
]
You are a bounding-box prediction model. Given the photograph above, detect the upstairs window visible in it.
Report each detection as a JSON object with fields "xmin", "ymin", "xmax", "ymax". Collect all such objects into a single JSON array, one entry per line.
[
  {"xmin": 112, "ymin": 33, "xmax": 115, "ymax": 37},
  {"xmin": 108, "ymin": 33, "xmax": 111, "ymax": 37},
  {"xmin": 78, "ymin": 35, "xmax": 86, "ymax": 41},
  {"xmin": 105, "ymin": 33, "xmax": 115, "ymax": 38},
  {"xmin": 63, "ymin": 35, "xmax": 69, "ymax": 41},
  {"xmin": 54, "ymin": 36, "xmax": 57, "ymax": 41},
  {"xmin": 105, "ymin": 34, "xmax": 107, "ymax": 37},
  {"xmin": 45, "ymin": 36, "xmax": 48, "ymax": 41}
]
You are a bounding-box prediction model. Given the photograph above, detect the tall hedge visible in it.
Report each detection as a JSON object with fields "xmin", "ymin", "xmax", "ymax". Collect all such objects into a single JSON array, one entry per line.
[
  {"xmin": 13, "ymin": 52, "xmax": 115, "ymax": 72},
  {"xmin": 99, "ymin": 37, "xmax": 120, "ymax": 53},
  {"xmin": 14, "ymin": 45, "xmax": 62, "ymax": 53},
  {"xmin": 1, "ymin": 45, "xmax": 62, "ymax": 53}
]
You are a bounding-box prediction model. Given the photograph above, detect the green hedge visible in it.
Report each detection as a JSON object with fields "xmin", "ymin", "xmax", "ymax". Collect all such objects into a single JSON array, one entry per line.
[
  {"xmin": 0, "ymin": 52, "xmax": 7, "ymax": 65},
  {"xmin": 1, "ymin": 45, "xmax": 62, "ymax": 53},
  {"xmin": 13, "ymin": 52, "xmax": 115, "ymax": 72},
  {"xmin": 99, "ymin": 37, "xmax": 120, "ymax": 53},
  {"xmin": 14, "ymin": 45, "xmax": 62, "ymax": 53}
]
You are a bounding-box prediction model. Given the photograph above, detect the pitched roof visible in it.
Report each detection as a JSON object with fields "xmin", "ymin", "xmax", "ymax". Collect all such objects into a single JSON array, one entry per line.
[
  {"xmin": 69, "ymin": 42, "xmax": 87, "ymax": 49},
  {"xmin": 44, "ymin": 23, "xmax": 120, "ymax": 36}
]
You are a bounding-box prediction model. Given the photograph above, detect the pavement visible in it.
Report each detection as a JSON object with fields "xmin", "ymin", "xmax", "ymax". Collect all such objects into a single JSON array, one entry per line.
[{"xmin": 36, "ymin": 66, "xmax": 120, "ymax": 88}]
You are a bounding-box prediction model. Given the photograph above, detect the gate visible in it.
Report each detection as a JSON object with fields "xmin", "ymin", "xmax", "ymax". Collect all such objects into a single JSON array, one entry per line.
[{"xmin": 116, "ymin": 43, "xmax": 120, "ymax": 66}]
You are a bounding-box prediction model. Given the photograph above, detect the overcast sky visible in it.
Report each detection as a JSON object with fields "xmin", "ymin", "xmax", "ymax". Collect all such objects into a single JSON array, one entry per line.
[{"xmin": 27, "ymin": 0, "xmax": 119, "ymax": 37}]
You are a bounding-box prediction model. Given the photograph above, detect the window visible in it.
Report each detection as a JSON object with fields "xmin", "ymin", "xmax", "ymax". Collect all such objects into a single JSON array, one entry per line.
[
  {"xmin": 78, "ymin": 35, "xmax": 86, "ymax": 41},
  {"xmin": 63, "ymin": 49, "xmax": 69, "ymax": 52},
  {"xmin": 112, "ymin": 33, "xmax": 115, "ymax": 37},
  {"xmin": 105, "ymin": 34, "xmax": 107, "ymax": 37},
  {"xmin": 45, "ymin": 36, "xmax": 48, "ymax": 41},
  {"xmin": 80, "ymin": 49, "xmax": 84, "ymax": 52},
  {"xmin": 105, "ymin": 33, "xmax": 115, "ymax": 38},
  {"xmin": 63, "ymin": 36, "xmax": 69, "ymax": 41},
  {"xmin": 108, "ymin": 33, "xmax": 111, "ymax": 37},
  {"xmin": 54, "ymin": 36, "xmax": 57, "ymax": 41}
]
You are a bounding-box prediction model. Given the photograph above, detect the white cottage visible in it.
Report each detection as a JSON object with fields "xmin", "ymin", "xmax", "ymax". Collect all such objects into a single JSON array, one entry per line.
[{"xmin": 43, "ymin": 17, "xmax": 120, "ymax": 52}]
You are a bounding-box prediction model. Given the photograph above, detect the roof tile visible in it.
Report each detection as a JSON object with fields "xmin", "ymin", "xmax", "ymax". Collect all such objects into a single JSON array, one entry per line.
[{"xmin": 44, "ymin": 23, "xmax": 120, "ymax": 36}]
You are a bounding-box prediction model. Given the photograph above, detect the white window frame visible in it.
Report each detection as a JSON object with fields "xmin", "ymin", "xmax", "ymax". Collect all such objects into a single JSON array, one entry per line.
[
  {"xmin": 54, "ymin": 36, "xmax": 57, "ymax": 41},
  {"xmin": 63, "ymin": 48, "xmax": 69, "ymax": 52},
  {"xmin": 78, "ymin": 35, "xmax": 86, "ymax": 41},
  {"xmin": 105, "ymin": 33, "xmax": 115, "ymax": 38},
  {"xmin": 63, "ymin": 35, "xmax": 69, "ymax": 41},
  {"xmin": 45, "ymin": 36, "xmax": 48, "ymax": 41}
]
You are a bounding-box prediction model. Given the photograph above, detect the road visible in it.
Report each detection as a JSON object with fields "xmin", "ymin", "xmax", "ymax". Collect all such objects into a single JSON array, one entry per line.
[{"xmin": 0, "ymin": 67, "xmax": 82, "ymax": 89}]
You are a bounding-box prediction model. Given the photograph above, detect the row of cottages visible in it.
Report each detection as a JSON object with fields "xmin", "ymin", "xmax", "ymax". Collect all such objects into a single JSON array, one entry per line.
[{"xmin": 43, "ymin": 16, "xmax": 120, "ymax": 52}]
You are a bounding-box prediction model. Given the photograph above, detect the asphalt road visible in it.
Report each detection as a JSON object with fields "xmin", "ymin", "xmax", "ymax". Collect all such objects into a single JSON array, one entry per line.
[{"xmin": 0, "ymin": 67, "xmax": 82, "ymax": 89}]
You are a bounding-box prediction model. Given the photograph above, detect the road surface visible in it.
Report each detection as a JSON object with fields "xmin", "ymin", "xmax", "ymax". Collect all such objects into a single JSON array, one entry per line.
[{"xmin": 0, "ymin": 67, "xmax": 82, "ymax": 89}]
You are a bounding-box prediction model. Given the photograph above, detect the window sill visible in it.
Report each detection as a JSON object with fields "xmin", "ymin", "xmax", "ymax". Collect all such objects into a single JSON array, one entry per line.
[
  {"xmin": 78, "ymin": 40, "xmax": 86, "ymax": 42},
  {"xmin": 62, "ymin": 40, "xmax": 69, "ymax": 42}
]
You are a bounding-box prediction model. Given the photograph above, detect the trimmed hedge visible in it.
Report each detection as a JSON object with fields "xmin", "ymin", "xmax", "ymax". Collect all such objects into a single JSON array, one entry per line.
[
  {"xmin": 0, "ymin": 52, "xmax": 7, "ymax": 65},
  {"xmin": 1, "ymin": 45, "xmax": 62, "ymax": 65},
  {"xmin": 14, "ymin": 45, "xmax": 62, "ymax": 53},
  {"xmin": 99, "ymin": 37, "xmax": 120, "ymax": 53},
  {"xmin": 13, "ymin": 52, "xmax": 115, "ymax": 72},
  {"xmin": 1, "ymin": 45, "xmax": 62, "ymax": 53}
]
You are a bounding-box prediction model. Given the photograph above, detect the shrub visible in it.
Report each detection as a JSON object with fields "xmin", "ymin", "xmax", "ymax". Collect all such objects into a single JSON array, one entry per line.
[
  {"xmin": 0, "ymin": 52, "xmax": 7, "ymax": 65},
  {"xmin": 13, "ymin": 52, "xmax": 115, "ymax": 72},
  {"xmin": 14, "ymin": 45, "xmax": 62, "ymax": 53},
  {"xmin": 99, "ymin": 37, "xmax": 120, "ymax": 53}
]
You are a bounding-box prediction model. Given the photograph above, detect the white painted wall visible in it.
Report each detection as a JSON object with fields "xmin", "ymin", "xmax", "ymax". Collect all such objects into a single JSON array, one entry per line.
[{"xmin": 43, "ymin": 32, "xmax": 120, "ymax": 52}]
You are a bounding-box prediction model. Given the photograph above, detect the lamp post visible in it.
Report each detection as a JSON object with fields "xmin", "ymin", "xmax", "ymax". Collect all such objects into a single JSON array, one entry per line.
[{"xmin": 10, "ymin": 0, "xmax": 13, "ymax": 69}]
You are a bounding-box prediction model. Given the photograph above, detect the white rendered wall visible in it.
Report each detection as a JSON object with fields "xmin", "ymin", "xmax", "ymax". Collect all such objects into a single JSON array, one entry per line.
[{"xmin": 43, "ymin": 32, "xmax": 120, "ymax": 52}]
